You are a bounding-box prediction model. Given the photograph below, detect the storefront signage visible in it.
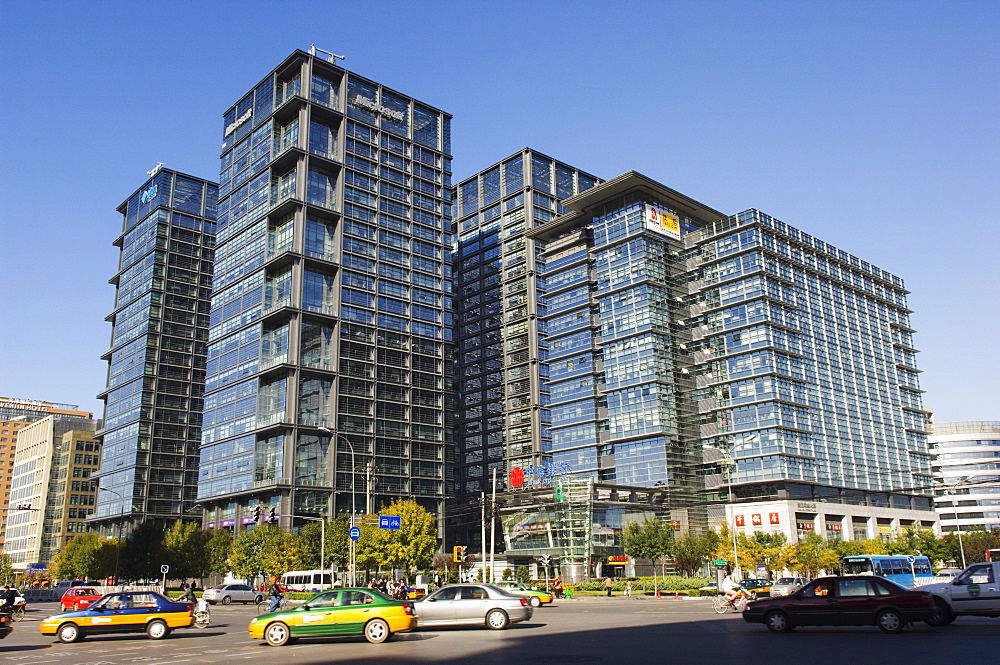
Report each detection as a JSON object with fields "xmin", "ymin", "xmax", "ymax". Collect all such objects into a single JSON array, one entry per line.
[
  {"xmin": 208, "ymin": 522, "xmax": 215, "ymax": 529},
  {"xmin": 826, "ymin": 523, "xmax": 842, "ymax": 531},
  {"xmin": 751, "ymin": 514, "xmax": 762, "ymax": 525},
  {"xmin": 797, "ymin": 522, "xmax": 814, "ymax": 530},
  {"xmin": 671, "ymin": 520, "xmax": 681, "ymax": 530},
  {"xmin": 507, "ymin": 462, "xmax": 571, "ymax": 490},
  {"xmin": 608, "ymin": 556, "xmax": 629, "ymax": 565},
  {"xmin": 878, "ymin": 525, "xmax": 893, "ymax": 534},
  {"xmin": 351, "ymin": 94, "xmax": 405, "ymax": 122},
  {"xmin": 220, "ymin": 519, "xmax": 235, "ymax": 527},
  {"xmin": 796, "ymin": 502, "xmax": 817, "ymax": 510},
  {"xmin": 224, "ymin": 108, "xmax": 254, "ymax": 137},
  {"xmin": 769, "ymin": 512, "xmax": 780, "ymax": 524},
  {"xmin": 644, "ymin": 204, "xmax": 681, "ymax": 240},
  {"xmin": 240, "ymin": 516, "xmax": 256, "ymax": 525},
  {"xmin": 140, "ymin": 184, "xmax": 158, "ymax": 204},
  {"xmin": 735, "ymin": 515, "xmax": 745, "ymax": 527}
]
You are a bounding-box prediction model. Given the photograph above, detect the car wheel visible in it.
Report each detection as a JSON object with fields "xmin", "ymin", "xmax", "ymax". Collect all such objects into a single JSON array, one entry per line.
[
  {"xmin": 529, "ymin": 596, "xmax": 541, "ymax": 608},
  {"xmin": 264, "ymin": 621, "xmax": 291, "ymax": 647},
  {"xmin": 57, "ymin": 622, "xmax": 83, "ymax": 643},
  {"xmin": 364, "ymin": 618, "xmax": 390, "ymax": 643},
  {"xmin": 221, "ymin": 595, "xmax": 232, "ymax": 605},
  {"xmin": 764, "ymin": 610, "xmax": 792, "ymax": 634},
  {"xmin": 876, "ymin": 608, "xmax": 904, "ymax": 634},
  {"xmin": 925, "ymin": 598, "xmax": 954, "ymax": 627},
  {"xmin": 486, "ymin": 609, "xmax": 509, "ymax": 630},
  {"xmin": 254, "ymin": 595, "xmax": 263, "ymax": 604},
  {"xmin": 146, "ymin": 619, "xmax": 170, "ymax": 640}
]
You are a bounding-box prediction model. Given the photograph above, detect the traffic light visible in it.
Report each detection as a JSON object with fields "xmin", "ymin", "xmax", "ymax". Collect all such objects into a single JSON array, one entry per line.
[
  {"xmin": 452, "ymin": 545, "xmax": 464, "ymax": 563},
  {"xmin": 252, "ymin": 505, "xmax": 262, "ymax": 521},
  {"xmin": 268, "ymin": 506, "xmax": 276, "ymax": 522}
]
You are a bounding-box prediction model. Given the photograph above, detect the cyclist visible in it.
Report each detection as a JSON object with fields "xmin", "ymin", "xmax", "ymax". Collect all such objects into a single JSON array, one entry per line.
[
  {"xmin": 176, "ymin": 584, "xmax": 197, "ymax": 604},
  {"xmin": 721, "ymin": 573, "xmax": 740, "ymax": 606},
  {"xmin": 266, "ymin": 578, "xmax": 284, "ymax": 613}
]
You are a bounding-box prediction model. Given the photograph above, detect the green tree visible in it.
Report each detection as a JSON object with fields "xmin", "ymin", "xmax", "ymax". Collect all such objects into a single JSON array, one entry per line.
[
  {"xmin": 228, "ymin": 524, "xmax": 303, "ymax": 580},
  {"xmin": 621, "ymin": 519, "xmax": 674, "ymax": 592},
  {"xmin": 741, "ymin": 531, "xmax": 787, "ymax": 576},
  {"xmin": 205, "ymin": 528, "xmax": 233, "ymax": 577},
  {"xmin": 298, "ymin": 514, "xmax": 351, "ymax": 573},
  {"xmin": 162, "ymin": 521, "xmax": 210, "ymax": 582},
  {"xmin": 945, "ymin": 528, "xmax": 1000, "ymax": 565},
  {"xmin": 51, "ymin": 533, "xmax": 115, "ymax": 580},
  {"xmin": 0, "ymin": 553, "xmax": 17, "ymax": 586},
  {"xmin": 357, "ymin": 500, "xmax": 437, "ymax": 577},
  {"xmin": 672, "ymin": 531, "xmax": 719, "ymax": 576},
  {"xmin": 120, "ymin": 521, "xmax": 168, "ymax": 581},
  {"xmin": 515, "ymin": 565, "xmax": 531, "ymax": 584},
  {"xmin": 833, "ymin": 538, "xmax": 887, "ymax": 558},
  {"xmin": 789, "ymin": 532, "xmax": 840, "ymax": 577},
  {"xmin": 886, "ymin": 527, "xmax": 952, "ymax": 564}
]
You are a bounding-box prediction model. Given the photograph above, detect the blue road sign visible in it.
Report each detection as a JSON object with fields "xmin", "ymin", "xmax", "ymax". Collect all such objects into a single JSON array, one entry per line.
[
  {"xmin": 160, "ymin": 564, "xmax": 170, "ymax": 574},
  {"xmin": 906, "ymin": 555, "xmax": 915, "ymax": 564},
  {"xmin": 379, "ymin": 515, "xmax": 401, "ymax": 530},
  {"xmin": 349, "ymin": 526, "xmax": 361, "ymax": 540}
]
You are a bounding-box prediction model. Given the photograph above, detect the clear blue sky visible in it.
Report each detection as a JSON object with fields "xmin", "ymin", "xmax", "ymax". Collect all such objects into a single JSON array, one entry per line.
[{"xmin": 1, "ymin": 1, "xmax": 997, "ymax": 423}]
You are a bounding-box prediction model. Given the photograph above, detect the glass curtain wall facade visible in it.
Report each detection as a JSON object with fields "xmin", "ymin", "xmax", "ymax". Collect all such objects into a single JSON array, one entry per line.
[
  {"xmin": 529, "ymin": 173, "xmax": 720, "ymax": 517},
  {"xmin": 931, "ymin": 421, "xmax": 1000, "ymax": 532},
  {"xmin": 90, "ymin": 169, "xmax": 217, "ymax": 535},
  {"xmin": 687, "ymin": 209, "xmax": 933, "ymax": 507},
  {"xmin": 452, "ymin": 149, "xmax": 599, "ymax": 543},
  {"xmin": 198, "ymin": 50, "xmax": 453, "ymax": 531}
]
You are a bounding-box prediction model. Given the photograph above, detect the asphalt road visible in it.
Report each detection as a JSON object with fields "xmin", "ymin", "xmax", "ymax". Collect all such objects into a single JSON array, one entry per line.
[{"xmin": 3, "ymin": 596, "xmax": 999, "ymax": 665}]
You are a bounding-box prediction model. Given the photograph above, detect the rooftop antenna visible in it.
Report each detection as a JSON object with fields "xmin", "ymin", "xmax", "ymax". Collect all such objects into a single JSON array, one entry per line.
[
  {"xmin": 147, "ymin": 162, "xmax": 164, "ymax": 177},
  {"xmin": 309, "ymin": 43, "xmax": 346, "ymax": 65}
]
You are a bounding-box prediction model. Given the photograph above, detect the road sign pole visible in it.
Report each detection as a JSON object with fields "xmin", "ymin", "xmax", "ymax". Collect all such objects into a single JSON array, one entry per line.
[{"xmin": 160, "ymin": 564, "xmax": 169, "ymax": 595}]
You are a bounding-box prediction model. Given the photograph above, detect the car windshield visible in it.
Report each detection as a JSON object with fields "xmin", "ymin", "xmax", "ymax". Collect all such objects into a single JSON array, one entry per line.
[{"xmin": 775, "ymin": 578, "xmax": 795, "ymax": 584}]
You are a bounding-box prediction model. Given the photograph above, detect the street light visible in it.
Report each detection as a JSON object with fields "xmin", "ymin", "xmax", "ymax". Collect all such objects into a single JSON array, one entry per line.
[
  {"xmin": 704, "ymin": 444, "xmax": 741, "ymax": 581},
  {"xmin": 295, "ymin": 515, "xmax": 328, "ymax": 589},
  {"xmin": 98, "ymin": 487, "xmax": 126, "ymax": 588},
  {"xmin": 319, "ymin": 427, "xmax": 357, "ymax": 586}
]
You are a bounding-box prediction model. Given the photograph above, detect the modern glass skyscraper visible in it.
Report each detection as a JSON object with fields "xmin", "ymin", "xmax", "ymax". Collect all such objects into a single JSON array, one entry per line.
[
  {"xmin": 197, "ymin": 49, "xmax": 453, "ymax": 531},
  {"xmin": 90, "ymin": 168, "xmax": 217, "ymax": 535},
  {"xmin": 527, "ymin": 172, "xmax": 932, "ymax": 532},
  {"xmin": 931, "ymin": 421, "xmax": 1000, "ymax": 532}
]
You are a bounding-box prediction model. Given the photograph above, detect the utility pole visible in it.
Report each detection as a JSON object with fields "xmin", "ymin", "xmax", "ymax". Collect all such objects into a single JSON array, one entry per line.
[
  {"xmin": 480, "ymin": 492, "xmax": 487, "ymax": 583},
  {"xmin": 489, "ymin": 468, "xmax": 497, "ymax": 583}
]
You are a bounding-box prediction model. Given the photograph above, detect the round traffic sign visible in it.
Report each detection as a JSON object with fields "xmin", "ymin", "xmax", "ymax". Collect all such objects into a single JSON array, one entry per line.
[
  {"xmin": 349, "ymin": 526, "xmax": 361, "ymax": 541},
  {"xmin": 906, "ymin": 555, "xmax": 915, "ymax": 564},
  {"xmin": 160, "ymin": 564, "xmax": 170, "ymax": 574}
]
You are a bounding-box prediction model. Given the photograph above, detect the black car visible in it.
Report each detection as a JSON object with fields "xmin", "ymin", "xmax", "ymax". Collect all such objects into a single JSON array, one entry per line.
[{"xmin": 743, "ymin": 576, "xmax": 938, "ymax": 633}]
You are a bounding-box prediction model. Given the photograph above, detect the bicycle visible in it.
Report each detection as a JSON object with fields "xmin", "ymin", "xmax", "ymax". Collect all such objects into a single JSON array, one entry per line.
[
  {"xmin": 712, "ymin": 587, "xmax": 756, "ymax": 614},
  {"xmin": 257, "ymin": 597, "xmax": 288, "ymax": 615}
]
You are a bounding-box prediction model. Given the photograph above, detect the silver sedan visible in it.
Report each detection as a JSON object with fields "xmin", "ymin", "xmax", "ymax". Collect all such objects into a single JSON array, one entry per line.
[{"xmin": 414, "ymin": 583, "xmax": 533, "ymax": 629}]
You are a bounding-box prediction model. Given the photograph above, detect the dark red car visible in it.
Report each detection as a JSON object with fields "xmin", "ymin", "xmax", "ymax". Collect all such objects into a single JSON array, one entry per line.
[
  {"xmin": 60, "ymin": 587, "xmax": 102, "ymax": 611},
  {"xmin": 742, "ymin": 575, "xmax": 939, "ymax": 633}
]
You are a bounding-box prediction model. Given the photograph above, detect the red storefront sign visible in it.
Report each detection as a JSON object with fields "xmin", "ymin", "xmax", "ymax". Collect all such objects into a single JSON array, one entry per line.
[
  {"xmin": 735, "ymin": 515, "xmax": 745, "ymax": 527},
  {"xmin": 769, "ymin": 513, "xmax": 780, "ymax": 524},
  {"xmin": 751, "ymin": 514, "xmax": 762, "ymax": 525}
]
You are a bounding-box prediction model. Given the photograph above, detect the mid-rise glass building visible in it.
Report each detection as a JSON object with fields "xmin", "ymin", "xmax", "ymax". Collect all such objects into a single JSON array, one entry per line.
[
  {"xmin": 197, "ymin": 49, "xmax": 453, "ymax": 531},
  {"xmin": 931, "ymin": 421, "xmax": 1000, "ymax": 532},
  {"xmin": 517, "ymin": 171, "xmax": 934, "ymax": 570},
  {"xmin": 90, "ymin": 168, "xmax": 217, "ymax": 535}
]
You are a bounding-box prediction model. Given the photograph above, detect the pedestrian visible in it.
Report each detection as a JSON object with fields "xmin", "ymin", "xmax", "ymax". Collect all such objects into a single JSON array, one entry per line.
[
  {"xmin": 605, "ymin": 577, "xmax": 613, "ymax": 597},
  {"xmin": 553, "ymin": 575, "xmax": 564, "ymax": 599},
  {"xmin": 624, "ymin": 580, "xmax": 632, "ymax": 597}
]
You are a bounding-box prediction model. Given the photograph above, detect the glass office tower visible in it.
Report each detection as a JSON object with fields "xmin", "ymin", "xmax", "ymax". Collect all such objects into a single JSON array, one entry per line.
[
  {"xmin": 451, "ymin": 149, "xmax": 599, "ymax": 542},
  {"xmin": 198, "ymin": 49, "xmax": 453, "ymax": 531},
  {"xmin": 931, "ymin": 421, "xmax": 1000, "ymax": 532},
  {"xmin": 530, "ymin": 172, "xmax": 932, "ymax": 510},
  {"xmin": 90, "ymin": 168, "xmax": 216, "ymax": 536}
]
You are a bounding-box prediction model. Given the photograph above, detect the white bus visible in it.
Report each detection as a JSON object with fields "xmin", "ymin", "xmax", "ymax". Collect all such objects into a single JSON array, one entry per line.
[{"xmin": 279, "ymin": 570, "xmax": 337, "ymax": 591}]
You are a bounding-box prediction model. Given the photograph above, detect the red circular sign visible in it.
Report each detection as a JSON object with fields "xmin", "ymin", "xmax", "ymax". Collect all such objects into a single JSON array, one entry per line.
[{"xmin": 509, "ymin": 467, "xmax": 525, "ymax": 488}]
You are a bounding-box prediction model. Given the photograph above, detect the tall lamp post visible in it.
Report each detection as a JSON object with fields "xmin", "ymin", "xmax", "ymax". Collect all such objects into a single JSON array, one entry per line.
[
  {"xmin": 98, "ymin": 487, "xmax": 126, "ymax": 588},
  {"xmin": 319, "ymin": 428, "xmax": 357, "ymax": 586},
  {"xmin": 294, "ymin": 515, "xmax": 328, "ymax": 589}
]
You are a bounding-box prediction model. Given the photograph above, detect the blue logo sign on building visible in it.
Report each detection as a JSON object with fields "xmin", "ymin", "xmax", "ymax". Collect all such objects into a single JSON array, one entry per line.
[
  {"xmin": 140, "ymin": 184, "xmax": 158, "ymax": 204},
  {"xmin": 379, "ymin": 515, "xmax": 401, "ymax": 530}
]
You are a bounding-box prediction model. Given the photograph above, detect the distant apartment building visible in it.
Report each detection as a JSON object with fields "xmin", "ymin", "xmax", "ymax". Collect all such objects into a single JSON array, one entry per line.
[
  {"xmin": 931, "ymin": 421, "xmax": 1000, "ymax": 533},
  {"xmin": 0, "ymin": 397, "xmax": 93, "ymax": 552},
  {"xmin": 90, "ymin": 168, "xmax": 217, "ymax": 537},
  {"xmin": 197, "ymin": 48, "xmax": 453, "ymax": 533},
  {"xmin": 4, "ymin": 414, "xmax": 99, "ymax": 570}
]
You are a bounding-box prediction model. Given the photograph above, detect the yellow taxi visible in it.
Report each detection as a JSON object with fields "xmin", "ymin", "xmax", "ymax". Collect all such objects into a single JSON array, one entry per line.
[
  {"xmin": 492, "ymin": 580, "xmax": 555, "ymax": 606},
  {"xmin": 40, "ymin": 591, "xmax": 194, "ymax": 642},
  {"xmin": 249, "ymin": 588, "xmax": 415, "ymax": 645}
]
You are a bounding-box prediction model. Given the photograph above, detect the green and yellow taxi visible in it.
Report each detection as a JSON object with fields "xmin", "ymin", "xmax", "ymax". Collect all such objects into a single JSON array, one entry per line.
[
  {"xmin": 40, "ymin": 591, "xmax": 194, "ymax": 643},
  {"xmin": 249, "ymin": 588, "xmax": 415, "ymax": 646},
  {"xmin": 491, "ymin": 580, "xmax": 554, "ymax": 606}
]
